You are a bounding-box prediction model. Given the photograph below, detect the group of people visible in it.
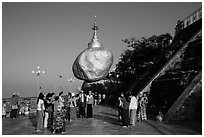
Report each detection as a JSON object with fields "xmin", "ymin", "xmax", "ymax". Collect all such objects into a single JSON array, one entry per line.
[
  {"xmin": 118, "ymin": 92, "xmax": 148, "ymax": 128},
  {"xmin": 2, "ymin": 90, "xmax": 165, "ymax": 133},
  {"xmin": 2, "ymin": 93, "xmax": 31, "ymax": 119},
  {"xmin": 36, "ymin": 88, "xmax": 95, "ymax": 134}
]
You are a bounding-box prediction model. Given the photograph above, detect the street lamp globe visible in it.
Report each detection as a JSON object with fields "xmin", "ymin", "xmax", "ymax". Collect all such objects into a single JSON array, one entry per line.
[
  {"xmin": 68, "ymin": 78, "xmax": 75, "ymax": 92},
  {"xmin": 32, "ymin": 66, "xmax": 45, "ymax": 96}
]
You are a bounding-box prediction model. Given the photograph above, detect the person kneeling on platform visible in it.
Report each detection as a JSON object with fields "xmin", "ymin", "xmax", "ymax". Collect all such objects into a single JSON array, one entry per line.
[{"xmin": 156, "ymin": 111, "xmax": 163, "ymax": 122}]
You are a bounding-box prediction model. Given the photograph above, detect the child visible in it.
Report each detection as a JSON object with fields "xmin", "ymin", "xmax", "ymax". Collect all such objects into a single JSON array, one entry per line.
[
  {"xmin": 20, "ymin": 103, "xmax": 25, "ymax": 116},
  {"xmin": 24, "ymin": 104, "xmax": 30, "ymax": 118},
  {"xmin": 156, "ymin": 111, "xmax": 163, "ymax": 122}
]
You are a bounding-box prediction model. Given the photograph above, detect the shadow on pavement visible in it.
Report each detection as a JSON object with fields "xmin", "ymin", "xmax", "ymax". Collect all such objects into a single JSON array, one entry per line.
[
  {"xmin": 100, "ymin": 104, "xmax": 118, "ymax": 110},
  {"xmin": 28, "ymin": 113, "xmax": 37, "ymax": 130},
  {"xmin": 93, "ymin": 114, "xmax": 121, "ymax": 126},
  {"xmin": 100, "ymin": 112, "xmax": 118, "ymax": 117},
  {"xmin": 145, "ymin": 121, "xmax": 166, "ymax": 135}
]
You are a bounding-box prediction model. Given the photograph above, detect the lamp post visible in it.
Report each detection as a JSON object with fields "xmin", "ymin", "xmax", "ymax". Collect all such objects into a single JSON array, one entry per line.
[
  {"xmin": 67, "ymin": 78, "xmax": 74, "ymax": 92},
  {"xmin": 32, "ymin": 66, "xmax": 45, "ymax": 96}
]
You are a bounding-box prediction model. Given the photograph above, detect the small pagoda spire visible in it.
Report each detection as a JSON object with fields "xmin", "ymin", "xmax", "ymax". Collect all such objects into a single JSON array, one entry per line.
[
  {"xmin": 92, "ymin": 15, "xmax": 99, "ymax": 40},
  {"xmin": 88, "ymin": 15, "xmax": 102, "ymax": 48}
]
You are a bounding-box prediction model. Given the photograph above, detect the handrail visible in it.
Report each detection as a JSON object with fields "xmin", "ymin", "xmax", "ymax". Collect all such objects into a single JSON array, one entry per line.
[
  {"xmin": 183, "ymin": 7, "xmax": 202, "ymax": 23},
  {"xmin": 175, "ymin": 7, "xmax": 202, "ymax": 35}
]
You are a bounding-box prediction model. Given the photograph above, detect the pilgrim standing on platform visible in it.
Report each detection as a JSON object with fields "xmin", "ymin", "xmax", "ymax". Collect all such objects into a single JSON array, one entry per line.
[
  {"xmin": 36, "ymin": 92, "xmax": 45, "ymax": 132},
  {"xmin": 44, "ymin": 93, "xmax": 52, "ymax": 129},
  {"xmin": 78, "ymin": 89, "xmax": 86, "ymax": 119},
  {"xmin": 69, "ymin": 93, "xmax": 77, "ymax": 121},
  {"xmin": 102, "ymin": 94, "xmax": 106, "ymax": 105},
  {"xmin": 24, "ymin": 103, "xmax": 29, "ymax": 118},
  {"xmin": 2, "ymin": 101, "xmax": 6, "ymax": 118},
  {"xmin": 137, "ymin": 94, "xmax": 142, "ymax": 122},
  {"xmin": 86, "ymin": 91, "xmax": 94, "ymax": 118},
  {"xmin": 10, "ymin": 93, "xmax": 20, "ymax": 119},
  {"xmin": 58, "ymin": 91, "xmax": 66, "ymax": 134},
  {"xmin": 65, "ymin": 92, "xmax": 71, "ymax": 121},
  {"xmin": 52, "ymin": 96, "xmax": 66, "ymax": 134},
  {"xmin": 118, "ymin": 93, "xmax": 124, "ymax": 122},
  {"xmin": 121, "ymin": 93, "xmax": 130, "ymax": 128},
  {"xmin": 98, "ymin": 94, "xmax": 102, "ymax": 105},
  {"xmin": 140, "ymin": 93, "xmax": 148, "ymax": 121},
  {"xmin": 49, "ymin": 93, "xmax": 55, "ymax": 129},
  {"xmin": 94, "ymin": 92, "xmax": 98, "ymax": 106},
  {"xmin": 129, "ymin": 93, "xmax": 138, "ymax": 126},
  {"xmin": 19, "ymin": 103, "xmax": 25, "ymax": 116}
]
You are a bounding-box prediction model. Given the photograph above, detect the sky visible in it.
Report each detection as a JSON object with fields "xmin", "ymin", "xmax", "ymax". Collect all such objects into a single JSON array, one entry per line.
[{"xmin": 2, "ymin": 2, "xmax": 201, "ymax": 98}]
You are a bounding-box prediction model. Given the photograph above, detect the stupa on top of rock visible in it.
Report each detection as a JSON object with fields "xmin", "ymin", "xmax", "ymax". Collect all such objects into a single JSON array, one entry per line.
[{"xmin": 72, "ymin": 16, "xmax": 113, "ymax": 82}]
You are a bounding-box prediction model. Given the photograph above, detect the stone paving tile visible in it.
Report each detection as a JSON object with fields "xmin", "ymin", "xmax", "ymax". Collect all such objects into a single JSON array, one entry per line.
[{"xmin": 2, "ymin": 105, "xmax": 201, "ymax": 135}]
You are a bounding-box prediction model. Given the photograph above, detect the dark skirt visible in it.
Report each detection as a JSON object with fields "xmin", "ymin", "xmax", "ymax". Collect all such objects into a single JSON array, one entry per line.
[
  {"xmin": 48, "ymin": 110, "xmax": 53, "ymax": 129},
  {"xmin": 10, "ymin": 109, "xmax": 18, "ymax": 118},
  {"xmin": 79, "ymin": 103, "xmax": 86, "ymax": 117},
  {"xmin": 122, "ymin": 109, "xmax": 129, "ymax": 126},
  {"xmin": 65, "ymin": 107, "xmax": 70, "ymax": 121},
  {"xmin": 87, "ymin": 104, "xmax": 93, "ymax": 118}
]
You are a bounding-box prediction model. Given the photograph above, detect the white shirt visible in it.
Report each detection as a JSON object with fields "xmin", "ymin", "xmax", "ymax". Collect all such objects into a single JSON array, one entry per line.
[
  {"xmin": 129, "ymin": 96, "xmax": 138, "ymax": 110},
  {"xmin": 81, "ymin": 94, "xmax": 84, "ymax": 102},
  {"xmin": 59, "ymin": 96, "xmax": 64, "ymax": 107},
  {"xmin": 86, "ymin": 95, "xmax": 94, "ymax": 104},
  {"xmin": 118, "ymin": 97, "xmax": 123, "ymax": 107},
  {"xmin": 37, "ymin": 99, "xmax": 45, "ymax": 111}
]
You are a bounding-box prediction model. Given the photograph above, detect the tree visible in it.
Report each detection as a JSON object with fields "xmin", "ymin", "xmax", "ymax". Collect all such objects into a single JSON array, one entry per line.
[{"xmin": 115, "ymin": 33, "xmax": 173, "ymax": 94}]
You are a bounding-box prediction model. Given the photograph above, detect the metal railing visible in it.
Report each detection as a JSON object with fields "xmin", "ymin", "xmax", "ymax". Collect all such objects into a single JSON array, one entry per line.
[{"xmin": 175, "ymin": 7, "xmax": 202, "ymax": 35}]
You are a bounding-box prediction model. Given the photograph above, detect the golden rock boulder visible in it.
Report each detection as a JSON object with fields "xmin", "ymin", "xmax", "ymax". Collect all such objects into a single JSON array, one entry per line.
[{"xmin": 72, "ymin": 19, "xmax": 113, "ymax": 82}]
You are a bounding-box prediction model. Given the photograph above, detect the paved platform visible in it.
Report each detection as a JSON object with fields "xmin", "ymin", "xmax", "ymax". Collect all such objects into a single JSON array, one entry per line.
[{"xmin": 2, "ymin": 105, "xmax": 202, "ymax": 135}]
